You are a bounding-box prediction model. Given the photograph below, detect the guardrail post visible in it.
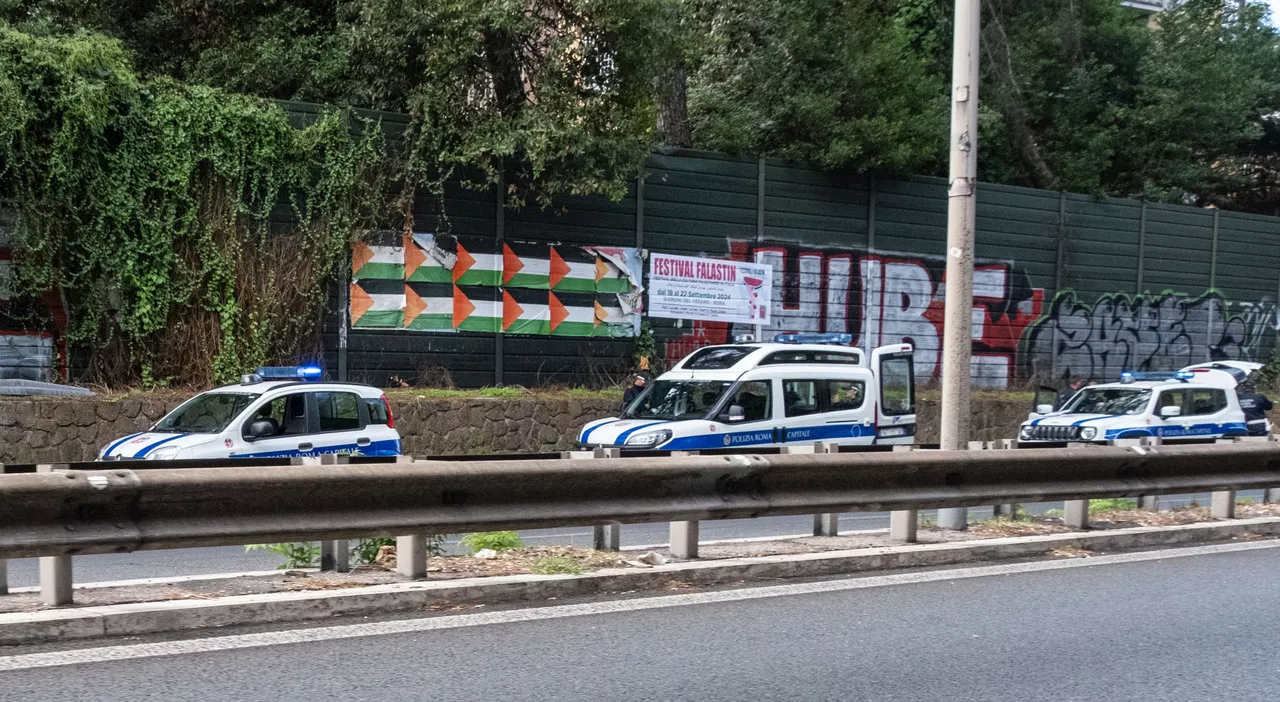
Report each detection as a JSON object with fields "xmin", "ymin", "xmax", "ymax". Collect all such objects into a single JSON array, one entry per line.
[
  {"xmin": 668, "ymin": 451, "xmax": 701, "ymax": 558},
  {"xmin": 37, "ymin": 463, "xmax": 73, "ymax": 605},
  {"xmin": 572, "ymin": 447, "xmax": 622, "ymax": 550},
  {"xmin": 1063, "ymin": 498, "xmax": 1089, "ymax": 530},
  {"xmin": 0, "ymin": 464, "xmax": 8, "ymax": 594},
  {"xmin": 317, "ymin": 454, "xmax": 351, "ymax": 572},
  {"xmin": 889, "ymin": 445, "xmax": 917, "ymax": 543},
  {"xmin": 1210, "ymin": 438, "xmax": 1238, "ymax": 518},
  {"xmin": 587, "ymin": 447, "xmax": 621, "ymax": 550},
  {"xmin": 986, "ymin": 441, "xmax": 1017, "ymax": 518},
  {"xmin": 390, "ymin": 456, "xmax": 430, "ymax": 579},
  {"xmin": 786, "ymin": 443, "xmax": 840, "ymax": 536},
  {"xmin": 1108, "ymin": 439, "xmax": 1158, "ymax": 510},
  {"xmin": 1136, "ymin": 436, "xmax": 1162, "ymax": 510}
]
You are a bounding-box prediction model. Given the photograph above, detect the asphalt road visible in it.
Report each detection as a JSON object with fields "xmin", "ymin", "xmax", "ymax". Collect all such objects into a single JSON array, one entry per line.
[
  {"xmin": 4, "ymin": 490, "xmax": 1254, "ymax": 587},
  {"xmin": 0, "ymin": 540, "xmax": 1276, "ymax": 700}
]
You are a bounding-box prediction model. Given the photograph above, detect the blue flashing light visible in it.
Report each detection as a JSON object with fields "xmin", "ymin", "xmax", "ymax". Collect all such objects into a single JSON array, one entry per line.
[
  {"xmin": 1118, "ymin": 370, "xmax": 1194, "ymax": 384},
  {"xmin": 257, "ymin": 366, "xmax": 324, "ymax": 382},
  {"xmin": 773, "ymin": 333, "xmax": 854, "ymax": 346}
]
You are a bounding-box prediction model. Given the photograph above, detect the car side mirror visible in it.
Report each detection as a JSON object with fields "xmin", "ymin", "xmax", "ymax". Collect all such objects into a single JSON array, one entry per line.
[
  {"xmin": 1035, "ymin": 404, "xmax": 1054, "ymax": 415},
  {"xmin": 247, "ymin": 419, "xmax": 277, "ymax": 439},
  {"xmin": 1158, "ymin": 405, "xmax": 1182, "ymax": 418},
  {"xmin": 719, "ymin": 404, "xmax": 746, "ymax": 423}
]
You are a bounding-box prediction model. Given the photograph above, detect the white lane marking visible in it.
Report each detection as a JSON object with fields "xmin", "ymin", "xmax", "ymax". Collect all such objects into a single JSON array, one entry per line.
[{"xmin": 1, "ymin": 539, "xmax": 1277, "ymax": 672}]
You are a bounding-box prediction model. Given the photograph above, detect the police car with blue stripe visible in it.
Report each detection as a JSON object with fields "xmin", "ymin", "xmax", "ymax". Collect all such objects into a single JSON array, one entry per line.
[
  {"xmin": 1017, "ymin": 369, "xmax": 1248, "ymax": 445},
  {"xmin": 577, "ymin": 334, "xmax": 917, "ymax": 451},
  {"xmin": 98, "ymin": 366, "xmax": 400, "ymax": 460}
]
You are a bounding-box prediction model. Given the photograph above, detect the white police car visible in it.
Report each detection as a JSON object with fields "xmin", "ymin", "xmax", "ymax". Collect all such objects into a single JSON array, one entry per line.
[
  {"xmin": 98, "ymin": 366, "xmax": 401, "ymax": 460},
  {"xmin": 1018, "ymin": 370, "xmax": 1247, "ymax": 445},
  {"xmin": 577, "ymin": 334, "xmax": 917, "ymax": 451}
]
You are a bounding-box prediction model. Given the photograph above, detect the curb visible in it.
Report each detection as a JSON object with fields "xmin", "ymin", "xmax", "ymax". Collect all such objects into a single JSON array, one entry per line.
[{"xmin": 2, "ymin": 517, "xmax": 1278, "ymax": 646}]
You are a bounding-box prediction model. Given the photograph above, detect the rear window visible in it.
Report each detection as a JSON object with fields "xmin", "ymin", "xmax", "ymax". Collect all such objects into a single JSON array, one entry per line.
[
  {"xmin": 683, "ymin": 346, "xmax": 755, "ymax": 369},
  {"xmin": 364, "ymin": 398, "xmax": 389, "ymax": 425}
]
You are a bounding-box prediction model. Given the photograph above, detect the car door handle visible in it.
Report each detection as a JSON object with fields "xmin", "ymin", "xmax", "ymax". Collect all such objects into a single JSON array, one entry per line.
[
  {"xmin": 298, "ymin": 442, "xmax": 313, "ymax": 451},
  {"xmin": 356, "ymin": 437, "xmax": 371, "ymax": 447}
]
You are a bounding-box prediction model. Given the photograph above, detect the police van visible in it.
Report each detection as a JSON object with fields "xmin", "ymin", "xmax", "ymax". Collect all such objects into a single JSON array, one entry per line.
[
  {"xmin": 577, "ymin": 334, "xmax": 917, "ymax": 451},
  {"xmin": 1018, "ymin": 370, "xmax": 1248, "ymax": 445},
  {"xmin": 98, "ymin": 366, "xmax": 401, "ymax": 460}
]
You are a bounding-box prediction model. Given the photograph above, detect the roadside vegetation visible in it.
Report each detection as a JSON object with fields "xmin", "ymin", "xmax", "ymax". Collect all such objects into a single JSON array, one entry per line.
[{"xmin": 1, "ymin": 1, "xmax": 1278, "ymax": 388}]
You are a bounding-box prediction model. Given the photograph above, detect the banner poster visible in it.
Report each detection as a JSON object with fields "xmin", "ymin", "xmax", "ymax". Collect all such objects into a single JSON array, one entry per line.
[
  {"xmin": 350, "ymin": 232, "xmax": 644, "ymax": 337},
  {"xmin": 648, "ymin": 252, "xmax": 771, "ymax": 325}
]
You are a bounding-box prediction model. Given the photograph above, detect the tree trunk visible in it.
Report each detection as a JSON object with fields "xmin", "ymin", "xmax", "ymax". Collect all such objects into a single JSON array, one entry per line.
[{"xmin": 658, "ymin": 61, "xmax": 693, "ymax": 148}]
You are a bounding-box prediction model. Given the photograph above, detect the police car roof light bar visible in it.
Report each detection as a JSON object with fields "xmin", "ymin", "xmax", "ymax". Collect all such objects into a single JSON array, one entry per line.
[
  {"xmin": 1119, "ymin": 370, "xmax": 1194, "ymax": 384},
  {"xmin": 773, "ymin": 333, "xmax": 854, "ymax": 346},
  {"xmin": 256, "ymin": 365, "xmax": 324, "ymax": 382}
]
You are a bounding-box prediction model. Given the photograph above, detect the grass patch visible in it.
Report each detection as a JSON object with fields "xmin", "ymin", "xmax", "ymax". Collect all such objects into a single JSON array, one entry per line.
[
  {"xmin": 460, "ymin": 531, "xmax": 523, "ymax": 554},
  {"xmin": 530, "ymin": 556, "xmax": 585, "ymax": 575},
  {"xmin": 1089, "ymin": 498, "xmax": 1137, "ymax": 513}
]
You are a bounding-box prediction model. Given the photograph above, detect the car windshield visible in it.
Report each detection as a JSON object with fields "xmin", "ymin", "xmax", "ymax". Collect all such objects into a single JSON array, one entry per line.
[
  {"xmin": 625, "ymin": 380, "xmax": 732, "ymax": 421},
  {"xmin": 1062, "ymin": 388, "xmax": 1151, "ymax": 416},
  {"xmin": 153, "ymin": 392, "xmax": 260, "ymax": 433}
]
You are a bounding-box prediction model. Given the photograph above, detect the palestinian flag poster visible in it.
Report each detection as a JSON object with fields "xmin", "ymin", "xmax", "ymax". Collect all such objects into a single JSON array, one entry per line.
[{"xmin": 350, "ymin": 233, "xmax": 643, "ymax": 337}]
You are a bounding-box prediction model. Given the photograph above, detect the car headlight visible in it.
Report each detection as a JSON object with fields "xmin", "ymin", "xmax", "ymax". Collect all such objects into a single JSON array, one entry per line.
[
  {"xmin": 1080, "ymin": 427, "xmax": 1097, "ymax": 440},
  {"xmin": 624, "ymin": 429, "xmax": 673, "ymax": 447},
  {"xmin": 1019, "ymin": 425, "xmax": 1033, "ymax": 440},
  {"xmin": 146, "ymin": 445, "xmax": 183, "ymax": 461}
]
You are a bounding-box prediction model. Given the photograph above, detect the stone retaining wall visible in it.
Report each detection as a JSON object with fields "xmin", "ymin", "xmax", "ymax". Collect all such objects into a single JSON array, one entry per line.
[{"xmin": 4, "ymin": 392, "xmax": 1260, "ymax": 464}]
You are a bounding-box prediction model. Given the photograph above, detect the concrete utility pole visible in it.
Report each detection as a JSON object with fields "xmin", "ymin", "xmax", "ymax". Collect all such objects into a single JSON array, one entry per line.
[{"xmin": 937, "ymin": 0, "xmax": 981, "ymax": 531}]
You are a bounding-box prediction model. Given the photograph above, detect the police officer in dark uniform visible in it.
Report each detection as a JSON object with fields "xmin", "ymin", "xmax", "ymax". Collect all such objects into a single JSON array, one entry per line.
[
  {"xmin": 1237, "ymin": 380, "xmax": 1273, "ymax": 436},
  {"xmin": 621, "ymin": 373, "xmax": 648, "ymax": 412},
  {"xmin": 1054, "ymin": 378, "xmax": 1084, "ymax": 411}
]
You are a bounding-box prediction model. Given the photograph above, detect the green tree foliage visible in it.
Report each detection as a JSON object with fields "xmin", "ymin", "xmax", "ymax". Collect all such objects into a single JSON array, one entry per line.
[
  {"xmin": 0, "ymin": 24, "xmax": 385, "ymax": 385},
  {"xmin": 685, "ymin": 0, "xmax": 947, "ymax": 173},
  {"xmin": 3, "ymin": 0, "xmax": 674, "ymax": 206},
  {"xmin": 1116, "ymin": 0, "xmax": 1280, "ymax": 207},
  {"xmin": 969, "ymin": 0, "xmax": 1148, "ymax": 194},
  {"xmin": 900, "ymin": 0, "xmax": 1280, "ymax": 210}
]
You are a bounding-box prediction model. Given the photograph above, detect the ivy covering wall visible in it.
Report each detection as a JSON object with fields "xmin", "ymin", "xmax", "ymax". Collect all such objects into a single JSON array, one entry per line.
[{"xmin": 0, "ymin": 26, "xmax": 386, "ymax": 386}]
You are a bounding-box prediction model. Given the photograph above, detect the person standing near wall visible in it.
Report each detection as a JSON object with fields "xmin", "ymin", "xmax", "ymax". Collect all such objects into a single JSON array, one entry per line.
[
  {"xmin": 621, "ymin": 372, "xmax": 648, "ymax": 412},
  {"xmin": 1054, "ymin": 378, "xmax": 1084, "ymax": 411},
  {"xmin": 1237, "ymin": 380, "xmax": 1273, "ymax": 436}
]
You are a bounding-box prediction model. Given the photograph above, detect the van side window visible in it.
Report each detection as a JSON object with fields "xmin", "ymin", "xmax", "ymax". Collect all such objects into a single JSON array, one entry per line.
[
  {"xmin": 729, "ymin": 381, "xmax": 771, "ymax": 422},
  {"xmin": 1156, "ymin": 390, "xmax": 1186, "ymax": 413},
  {"xmin": 1187, "ymin": 388, "xmax": 1226, "ymax": 415},
  {"xmin": 247, "ymin": 393, "xmax": 308, "ymax": 437},
  {"xmin": 315, "ymin": 392, "xmax": 362, "ymax": 432},
  {"xmin": 783, "ymin": 380, "xmax": 820, "ymax": 417},
  {"xmin": 828, "ymin": 380, "xmax": 866, "ymax": 411}
]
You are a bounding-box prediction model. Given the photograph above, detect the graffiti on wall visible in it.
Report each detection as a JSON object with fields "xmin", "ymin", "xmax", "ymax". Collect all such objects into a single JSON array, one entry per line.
[
  {"xmin": 662, "ymin": 242, "xmax": 1045, "ymax": 387},
  {"xmin": 1020, "ymin": 290, "xmax": 1279, "ymax": 381}
]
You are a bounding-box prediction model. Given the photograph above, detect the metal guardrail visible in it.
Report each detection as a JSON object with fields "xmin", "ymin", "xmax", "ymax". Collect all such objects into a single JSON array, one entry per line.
[
  {"xmin": 0, "ymin": 442, "xmax": 926, "ymax": 473},
  {"xmin": 2, "ymin": 437, "xmax": 1276, "ymax": 606},
  {"xmin": 3, "ymin": 442, "xmax": 1279, "ymax": 558}
]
